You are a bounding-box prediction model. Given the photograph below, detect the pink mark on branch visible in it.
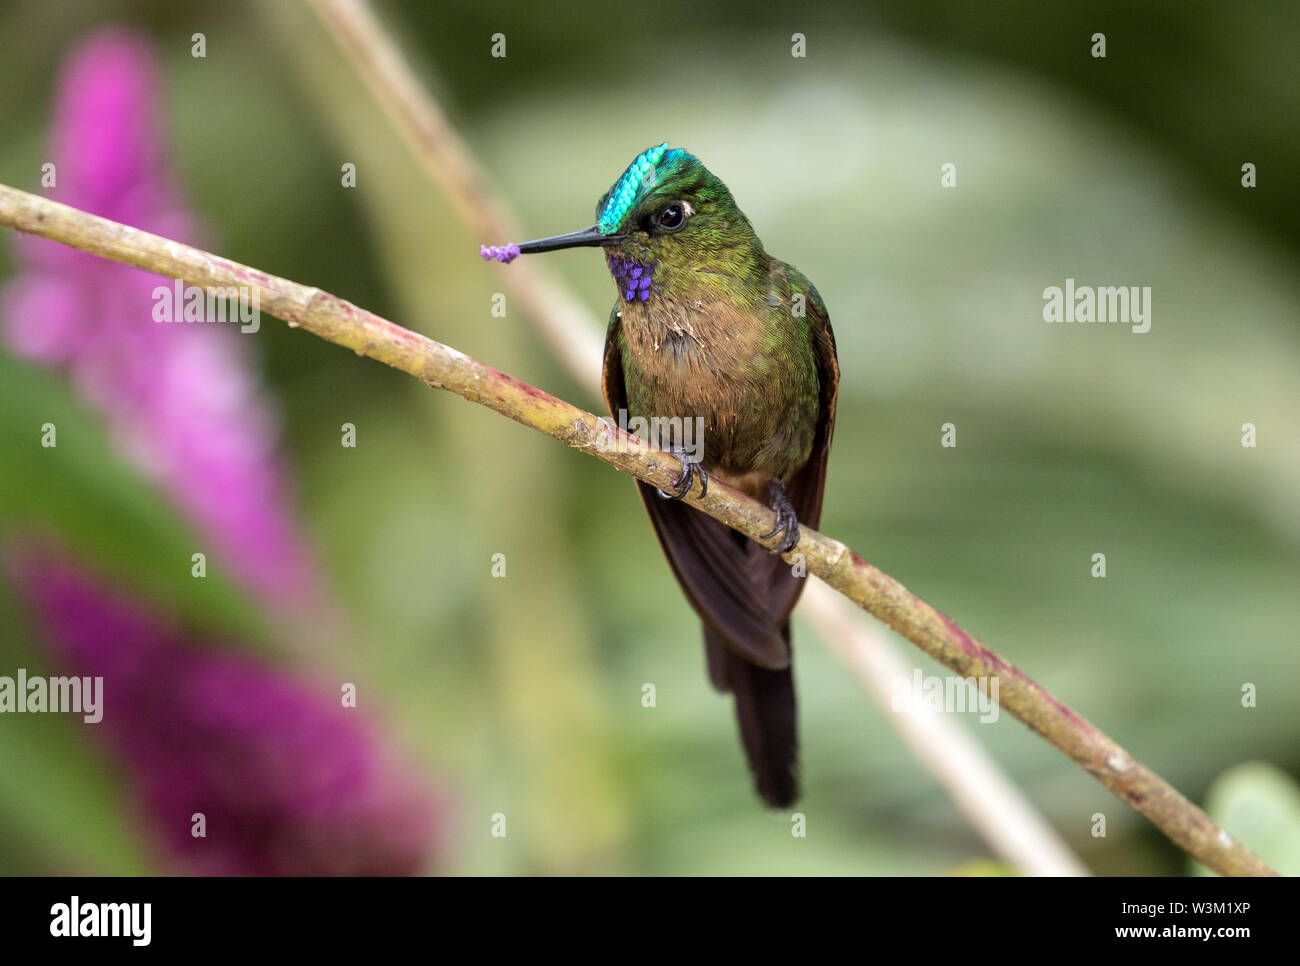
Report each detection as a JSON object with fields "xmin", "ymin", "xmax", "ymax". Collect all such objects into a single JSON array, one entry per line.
[
  {"xmin": 480, "ymin": 243, "xmax": 520, "ymax": 264},
  {"xmin": 6, "ymin": 543, "xmax": 440, "ymax": 876},
  {"xmin": 0, "ymin": 29, "xmax": 315, "ymax": 605},
  {"xmin": 938, "ymin": 612, "xmax": 1011, "ymax": 675}
]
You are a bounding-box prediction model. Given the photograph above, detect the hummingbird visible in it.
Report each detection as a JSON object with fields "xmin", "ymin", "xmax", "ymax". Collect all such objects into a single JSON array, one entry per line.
[{"xmin": 482, "ymin": 143, "xmax": 838, "ymax": 807}]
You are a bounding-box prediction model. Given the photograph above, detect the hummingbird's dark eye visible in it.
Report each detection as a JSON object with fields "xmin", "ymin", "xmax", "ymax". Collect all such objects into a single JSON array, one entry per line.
[{"xmin": 655, "ymin": 203, "xmax": 686, "ymax": 232}]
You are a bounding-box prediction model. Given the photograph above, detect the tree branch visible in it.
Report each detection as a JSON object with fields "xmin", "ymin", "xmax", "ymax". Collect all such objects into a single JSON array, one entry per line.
[{"xmin": 0, "ymin": 183, "xmax": 1275, "ymax": 877}]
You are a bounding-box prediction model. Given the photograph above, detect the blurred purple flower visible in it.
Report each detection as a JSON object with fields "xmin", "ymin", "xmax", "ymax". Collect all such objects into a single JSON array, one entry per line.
[
  {"xmin": 1, "ymin": 29, "xmax": 444, "ymax": 876},
  {"xmin": 1, "ymin": 29, "xmax": 312, "ymax": 604},
  {"xmin": 8, "ymin": 544, "xmax": 438, "ymax": 876}
]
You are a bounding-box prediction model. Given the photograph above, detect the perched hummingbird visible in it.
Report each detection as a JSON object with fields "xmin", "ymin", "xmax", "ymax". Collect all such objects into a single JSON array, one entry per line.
[{"xmin": 483, "ymin": 143, "xmax": 838, "ymax": 807}]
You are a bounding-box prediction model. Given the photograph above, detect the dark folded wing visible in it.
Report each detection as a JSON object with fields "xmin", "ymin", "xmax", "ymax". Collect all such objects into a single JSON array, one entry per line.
[{"xmin": 763, "ymin": 267, "xmax": 840, "ymax": 616}]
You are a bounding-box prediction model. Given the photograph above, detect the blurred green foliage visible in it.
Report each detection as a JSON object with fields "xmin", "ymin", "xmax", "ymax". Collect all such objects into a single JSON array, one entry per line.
[
  {"xmin": 1193, "ymin": 763, "xmax": 1300, "ymax": 876},
  {"xmin": 0, "ymin": 0, "xmax": 1296, "ymax": 874}
]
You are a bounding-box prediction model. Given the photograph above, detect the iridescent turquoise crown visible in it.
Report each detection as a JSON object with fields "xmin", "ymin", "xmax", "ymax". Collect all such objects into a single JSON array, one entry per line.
[{"xmin": 597, "ymin": 142, "xmax": 689, "ymax": 234}]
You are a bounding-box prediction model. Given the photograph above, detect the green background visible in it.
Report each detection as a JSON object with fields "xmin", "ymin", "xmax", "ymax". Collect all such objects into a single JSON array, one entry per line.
[{"xmin": 0, "ymin": 0, "xmax": 1297, "ymax": 874}]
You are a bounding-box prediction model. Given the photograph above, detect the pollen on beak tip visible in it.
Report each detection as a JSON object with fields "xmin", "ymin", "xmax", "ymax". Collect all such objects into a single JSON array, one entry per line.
[{"xmin": 480, "ymin": 243, "xmax": 520, "ymax": 264}]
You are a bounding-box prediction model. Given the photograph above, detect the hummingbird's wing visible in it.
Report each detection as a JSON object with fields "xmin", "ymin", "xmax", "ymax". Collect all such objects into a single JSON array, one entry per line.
[
  {"xmin": 602, "ymin": 309, "xmax": 790, "ymax": 670},
  {"xmin": 711, "ymin": 270, "xmax": 835, "ymax": 807},
  {"xmin": 761, "ymin": 266, "xmax": 839, "ymax": 617}
]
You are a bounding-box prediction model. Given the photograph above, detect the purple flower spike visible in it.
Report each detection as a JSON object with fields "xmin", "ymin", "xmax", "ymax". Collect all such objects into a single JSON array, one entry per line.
[
  {"xmin": 638, "ymin": 289, "xmax": 650, "ymax": 301},
  {"xmin": 1, "ymin": 29, "xmax": 316, "ymax": 609},
  {"xmin": 480, "ymin": 243, "xmax": 520, "ymax": 264},
  {"xmin": 637, "ymin": 275, "xmax": 652, "ymax": 289},
  {"xmin": 7, "ymin": 543, "xmax": 442, "ymax": 877}
]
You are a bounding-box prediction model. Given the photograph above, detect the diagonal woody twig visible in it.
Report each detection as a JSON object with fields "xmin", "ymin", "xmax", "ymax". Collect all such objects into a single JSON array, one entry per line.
[{"xmin": 0, "ymin": 183, "xmax": 1275, "ymax": 876}]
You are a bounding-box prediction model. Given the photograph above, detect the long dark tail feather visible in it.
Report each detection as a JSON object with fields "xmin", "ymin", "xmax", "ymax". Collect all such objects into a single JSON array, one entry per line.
[{"xmin": 705, "ymin": 625, "xmax": 799, "ymax": 808}]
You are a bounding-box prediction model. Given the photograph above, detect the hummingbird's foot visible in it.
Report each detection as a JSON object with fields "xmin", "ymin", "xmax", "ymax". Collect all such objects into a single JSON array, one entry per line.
[
  {"xmin": 656, "ymin": 453, "xmax": 708, "ymax": 501},
  {"xmin": 760, "ymin": 480, "xmax": 800, "ymax": 555}
]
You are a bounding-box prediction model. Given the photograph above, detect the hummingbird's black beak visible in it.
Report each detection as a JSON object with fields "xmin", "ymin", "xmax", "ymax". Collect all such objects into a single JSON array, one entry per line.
[{"xmin": 517, "ymin": 225, "xmax": 623, "ymax": 254}]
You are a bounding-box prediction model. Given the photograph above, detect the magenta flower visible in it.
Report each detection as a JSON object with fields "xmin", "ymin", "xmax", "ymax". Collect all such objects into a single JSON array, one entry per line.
[
  {"xmin": 1, "ymin": 29, "xmax": 444, "ymax": 876},
  {"xmin": 1, "ymin": 29, "xmax": 313, "ymax": 605},
  {"xmin": 8, "ymin": 544, "xmax": 437, "ymax": 876}
]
